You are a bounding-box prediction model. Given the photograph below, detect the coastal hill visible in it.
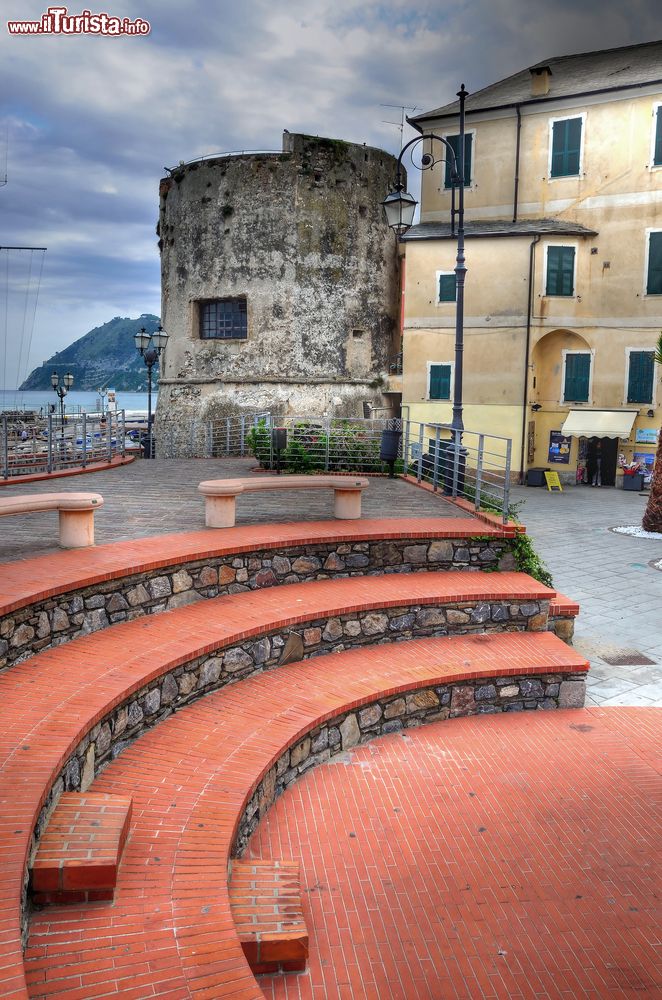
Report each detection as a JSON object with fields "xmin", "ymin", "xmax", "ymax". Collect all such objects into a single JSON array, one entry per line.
[{"xmin": 19, "ymin": 315, "xmax": 162, "ymax": 391}]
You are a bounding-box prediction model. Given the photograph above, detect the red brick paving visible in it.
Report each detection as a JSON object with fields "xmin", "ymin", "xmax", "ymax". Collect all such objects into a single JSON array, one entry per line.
[
  {"xmin": 23, "ymin": 633, "xmax": 590, "ymax": 999},
  {"xmin": 0, "ymin": 517, "xmax": 510, "ymax": 616},
  {"xmin": 252, "ymin": 709, "xmax": 661, "ymax": 1000}
]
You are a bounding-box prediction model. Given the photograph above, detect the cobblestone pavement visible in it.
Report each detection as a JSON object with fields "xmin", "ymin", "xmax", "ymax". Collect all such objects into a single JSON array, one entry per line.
[
  {"xmin": 0, "ymin": 458, "xmax": 462, "ymax": 561},
  {"xmin": 1, "ymin": 459, "xmax": 660, "ymax": 706},
  {"xmin": 510, "ymin": 482, "xmax": 662, "ymax": 708}
]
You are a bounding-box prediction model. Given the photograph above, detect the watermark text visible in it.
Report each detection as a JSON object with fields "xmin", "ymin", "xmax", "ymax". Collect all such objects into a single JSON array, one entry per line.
[{"xmin": 7, "ymin": 7, "xmax": 150, "ymax": 35}]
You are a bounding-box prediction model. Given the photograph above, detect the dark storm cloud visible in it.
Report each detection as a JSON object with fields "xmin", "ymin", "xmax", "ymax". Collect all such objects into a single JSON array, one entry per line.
[{"xmin": 0, "ymin": 0, "xmax": 659, "ymax": 386}]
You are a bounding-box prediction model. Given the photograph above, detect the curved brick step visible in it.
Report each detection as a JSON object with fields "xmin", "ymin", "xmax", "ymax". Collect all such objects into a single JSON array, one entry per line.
[
  {"xmin": 23, "ymin": 632, "xmax": 589, "ymax": 999},
  {"xmin": 0, "ymin": 517, "xmax": 518, "ymax": 668}
]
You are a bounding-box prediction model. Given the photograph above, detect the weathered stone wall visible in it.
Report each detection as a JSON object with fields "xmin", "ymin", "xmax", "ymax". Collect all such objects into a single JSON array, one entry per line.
[
  {"xmin": 1, "ymin": 536, "xmax": 522, "ymax": 669},
  {"xmin": 156, "ymin": 132, "xmax": 402, "ymax": 453}
]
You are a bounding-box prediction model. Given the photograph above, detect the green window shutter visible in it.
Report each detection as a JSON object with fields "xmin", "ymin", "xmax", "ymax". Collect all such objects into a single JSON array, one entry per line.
[
  {"xmin": 564, "ymin": 353, "xmax": 591, "ymax": 402},
  {"xmin": 438, "ymin": 273, "xmax": 456, "ymax": 302},
  {"xmin": 429, "ymin": 364, "xmax": 451, "ymax": 400},
  {"xmin": 627, "ymin": 351, "xmax": 655, "ymax": 403},
  {"xmin": 551, "ymin": 118, "xmax": 582, "ymax": 177},
  {"xmin": 444, "ymin": 134, "xmax": 472, "ymax": 188},
  {"xmin": 654, "ymin": 107, "xmax": 662, "ymax": 167},
  {"xmin": 546, "ymin": 246, "xmax": 575, "ymax": 296},
  {"xmin": 647, "ymin": 232, "xmax": 662, "ymax": 294}
]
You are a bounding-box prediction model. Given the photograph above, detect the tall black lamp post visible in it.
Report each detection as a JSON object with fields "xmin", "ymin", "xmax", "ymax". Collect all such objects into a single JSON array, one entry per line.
[
  {"xmin": 134, "ymin": 324, "xmax": 168, "ymax": 458},
  {"xmin": 382, "ymin": 84, "xmax": 468, "ymax": 435},
  {"xmin": 50, "ymin": 370, "xmax": 74, "ymax": 440}
]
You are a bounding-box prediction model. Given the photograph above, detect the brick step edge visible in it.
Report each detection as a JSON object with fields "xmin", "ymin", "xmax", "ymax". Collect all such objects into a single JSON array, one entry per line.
[
  {"xmin": 31, "ymin": 793, "xmax": 132, "ymax": 906},
  {"xmin": 229, "ymin": 860, "xmax": 308, "ymax": 974}
]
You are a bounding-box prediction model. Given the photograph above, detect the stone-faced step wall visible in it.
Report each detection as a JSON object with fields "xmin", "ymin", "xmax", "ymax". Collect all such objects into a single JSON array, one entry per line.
[
  {"xmin": 1, "ymin": 537, "xmax": 519, "ymax": 668},
  {"xmin": 41, "ymin": 594, "xmax": 552, "ymax": 807},
  {"xmin": 29, "ymin": 655, "xmax": 586, "ymax": 936},
  {"xmin": 234, "ymin": 669, "xmax": 588, "ymax": 855}
]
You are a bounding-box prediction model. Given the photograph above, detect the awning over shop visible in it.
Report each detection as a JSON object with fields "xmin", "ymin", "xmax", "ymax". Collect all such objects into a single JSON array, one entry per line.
[{"xmin": 561, "ymin": 409, "xmax": 638, "ymax": 440}]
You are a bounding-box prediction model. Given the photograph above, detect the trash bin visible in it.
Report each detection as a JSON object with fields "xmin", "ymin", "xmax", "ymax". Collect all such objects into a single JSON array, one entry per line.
[
  {"xmin": 437, "ymin": 440, "xmax": 466, "ymax": 496},
  {"xmin": 271, "ymin": 427, "xmax": 287, "ymax": 452},
  {"xmin": 380, "ymin": 429, "xmax": 402, "ymax": 478},
  {"xmin": 140, "ymin": 432, "xmax": 155, "ymax": 458},
  {"xmin": 380, "ymin": 429, "xmax": 402, "ymax": 462},
  {"xmin": 622, "ymin": 472, "xmax": 644, "ymax": 491},
  {"xmin": 526, "ymin": 467, "xmax": 549, "ymax": 487}
]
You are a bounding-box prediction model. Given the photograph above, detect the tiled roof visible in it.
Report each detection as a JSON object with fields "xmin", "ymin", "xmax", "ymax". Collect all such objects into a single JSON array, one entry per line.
[
  {"xmin": 412, "ymin": 39, "xmax": 662, "ymax": 123},
  {"xmin": 401, "ymin": 219, "xmax": 598, "ymax": 241}
]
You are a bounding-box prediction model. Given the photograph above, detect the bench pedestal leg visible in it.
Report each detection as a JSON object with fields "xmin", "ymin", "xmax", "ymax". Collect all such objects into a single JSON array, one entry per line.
[
  {"xmin": 333, "ymin": 489, "xmax": 361, "ymax": 520},
  {"xmin": 58, "ymin": 510, "xmax": 95, "ymax": 548},
  {"xmin": 205, "ymin": 495, "xmax": 237, "ymax": 528}
]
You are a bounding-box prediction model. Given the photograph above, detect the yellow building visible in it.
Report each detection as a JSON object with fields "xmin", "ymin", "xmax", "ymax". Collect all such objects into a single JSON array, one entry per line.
[{"xmin": 399, "ymin": 40, "xmax": 662, "ymax": 485}]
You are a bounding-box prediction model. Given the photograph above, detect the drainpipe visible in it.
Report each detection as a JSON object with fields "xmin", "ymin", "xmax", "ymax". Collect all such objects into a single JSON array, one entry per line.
[
  {"xmin": 513, "ymin": 105, "xmax": 522, "ymax": 223},
  {"xmin": 519, "ymin": 234, "xmax": 541, "ymax": 482}
]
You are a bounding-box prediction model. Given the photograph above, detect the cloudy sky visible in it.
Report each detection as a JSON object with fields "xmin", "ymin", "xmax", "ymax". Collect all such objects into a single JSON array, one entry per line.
[{"xmin": 1, "ymin": 0, "xmax": 659, "ymax": 388}]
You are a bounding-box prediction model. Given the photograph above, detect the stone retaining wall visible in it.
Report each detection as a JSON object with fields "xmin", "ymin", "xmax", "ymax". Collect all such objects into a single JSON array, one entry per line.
[
  {"xmin": 37, "ymin": 594, "xmax": 552, "ymax": 810},
  {"xmin": 2, "ymin": 536, "xmax": 517, "ymax": 668},
  {"xmin": 25, "ymin": 612, "xmax": 584, "ymax": 937},
  {"xmin": 234, "ymin": 669, "xmax": 588, "ymax": 854}
]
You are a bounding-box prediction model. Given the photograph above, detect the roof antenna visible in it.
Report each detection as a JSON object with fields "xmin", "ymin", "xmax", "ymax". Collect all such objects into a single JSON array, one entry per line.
[{"xmin": 380, "ymin": 104, "xmax": 418, "ymax": 145}]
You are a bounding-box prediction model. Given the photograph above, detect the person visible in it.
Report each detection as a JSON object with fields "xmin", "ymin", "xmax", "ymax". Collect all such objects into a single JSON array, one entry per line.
[{"xmin": 591, "ymin": 442, "xmax": 602, "ymax": 487}]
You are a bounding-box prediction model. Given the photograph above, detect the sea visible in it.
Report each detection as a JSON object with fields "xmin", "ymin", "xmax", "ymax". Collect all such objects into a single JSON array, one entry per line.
[{"xmin": 0, "ymin": 389, "xmax": 156, "ymax": 415}]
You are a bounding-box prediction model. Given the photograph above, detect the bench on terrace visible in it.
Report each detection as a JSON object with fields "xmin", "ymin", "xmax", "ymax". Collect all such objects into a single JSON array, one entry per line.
[
  {"xmin": 198, "ymin": 475, "xmax": 369, "ymax": 527},
  {"xmin": 0, "ymin": 491, "xmax": 103, "ymax": 547}
]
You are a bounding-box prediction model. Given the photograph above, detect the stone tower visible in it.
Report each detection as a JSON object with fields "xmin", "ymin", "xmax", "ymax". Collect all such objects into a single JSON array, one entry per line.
[{"xmin": 156, "ymin": 132, "xmax": 402, "ymax": 451}]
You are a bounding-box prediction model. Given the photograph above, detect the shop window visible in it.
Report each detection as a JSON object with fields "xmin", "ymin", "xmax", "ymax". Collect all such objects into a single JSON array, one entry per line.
[
  {"xmin": 546, "ymin": 245, "xmax": 575, "ymax": 296},
  {"xmin": 563, "ymin": 352, "xmax": 591, "ymax": 403},
  {"xmin": 200, "ymin": 298, "xmax": 247, "ymax": 339},
  {"xmin": 443, "ymin": 133, "xmax": 473, "ymax": 188},
  {"xmin": 437, "ymin": 272, "xmax": 456, "ymax": 302},
  {"xmin": 646, "ymin": 232, "xmax": 662, "ymax": 294},
  {"xmin": 428, "ymin": 363, "xmax": 452, "ymax": 400},
  {"xmin": 627, "ymin": 351, "xmax": 655, "ymax": 403},
  {"xmin": 550, "ymin": 117, "xmax": 583, "ymax": 177}
]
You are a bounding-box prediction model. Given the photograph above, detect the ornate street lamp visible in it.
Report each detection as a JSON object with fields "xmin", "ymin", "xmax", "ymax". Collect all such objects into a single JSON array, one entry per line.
[
  {"xmin": 382, "ymin": 84, "xmax": 468, "ymax": 434},
  {"xmin": 134, "ymin": 324, "xmax": 168, "ymax": 458},
  {"xmin": 51, "ymin": 370, "xmax": 74, "ymax": 441}
]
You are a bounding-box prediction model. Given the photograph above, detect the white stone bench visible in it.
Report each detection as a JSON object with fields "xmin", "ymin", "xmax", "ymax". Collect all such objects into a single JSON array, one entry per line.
[
  {"xmin": 0, "ymin": 492, "xmax": 104, "ymax": 547},
  {"xmin": 198, "ymin": 476, "xmax": 369, "ymax": 528}
]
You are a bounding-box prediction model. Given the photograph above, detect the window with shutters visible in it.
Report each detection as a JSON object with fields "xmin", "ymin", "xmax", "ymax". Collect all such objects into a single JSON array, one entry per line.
[
  {"xmin": 199, "ymin": 298, "xmax": 248, "ymax": 339},
  {"xmin": 646, "ymin": 231, "xmax": 662, "ymax": 294},
  {"xmin": 545, "ymin": 245, "xmax": 576, "ymax": 296},
  {"xmin": 436, "ymin": 271, "xmax": 456, "ymax": 303},
  {"xmin": 443, "ymin": 133, "xmax": 473, "ymax": 189},
  {"xmin": 653, "ymin": 104, "xmax": 662, "ymax": 167},
  {"xmin": 428, "ymin": 362, "xmax": 452, "ymax": 400},
  {"xmin": 562, "ymin": 351, "xmax": 591, "ymax": 403},
  {"xmin": 549, "ymin": 116, "xmax": 583, "ymax": 178},
  {"xmin": 627, "ymin": 351, "xmax": 655, "ymax": 404}
]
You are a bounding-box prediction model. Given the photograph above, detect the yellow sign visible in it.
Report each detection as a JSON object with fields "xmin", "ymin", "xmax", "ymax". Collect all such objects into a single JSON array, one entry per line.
[{"xmin": 544, "ymin": 471, "xmax": 563, "ymax": 492}]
